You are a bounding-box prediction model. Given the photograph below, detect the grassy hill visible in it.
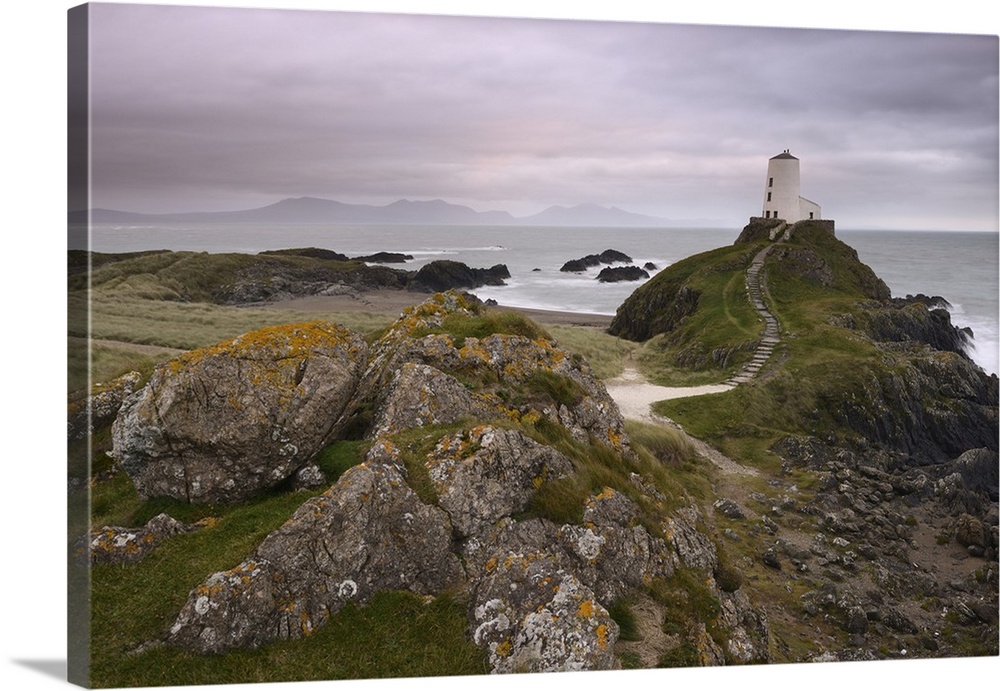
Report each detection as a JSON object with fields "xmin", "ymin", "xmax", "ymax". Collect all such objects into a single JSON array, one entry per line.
[{"xmin": 611, "ymin": 220, "xmax": 995, "ymax": 468}]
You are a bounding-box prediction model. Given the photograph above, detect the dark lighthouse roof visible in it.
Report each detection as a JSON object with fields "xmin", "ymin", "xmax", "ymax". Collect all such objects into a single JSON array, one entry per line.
[{"xmin": 771, "ymin": 149, "xmax": 798, "ymax": 160}]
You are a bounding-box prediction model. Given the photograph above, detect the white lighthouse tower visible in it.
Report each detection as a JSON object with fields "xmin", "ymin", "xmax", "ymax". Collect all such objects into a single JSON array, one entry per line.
[{"xmin": 761, "ymin": 150, "xmax": 821, "ymax": 222}]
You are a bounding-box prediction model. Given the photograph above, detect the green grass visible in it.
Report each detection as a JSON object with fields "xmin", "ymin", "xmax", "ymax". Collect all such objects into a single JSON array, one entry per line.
[
  {"xmin": 71, "ymin": 259, "xmax": 722, "ymax": 684},
  {"xmin": 646, "ymin": 568, "xmax": 731, "ymax": 666},
  {"xmin": 413, "ymin": 307, "xmax": 552, "ymax": 347},
  {"xmin": 609, "ymin": 243, "xmax": 764, "ymax": 386},
  {"xmin": 68, "ymin": 337, "xmax": 182, "ymax": 395},
  {"xmin": 93, "ymin": 588, "xmax": 484, "ymax": 687},
  {"xmin": 520, "ymin": 416, "xmax": 709, "ymax": 529},
  {"xmin": 72, "ymin": 292, "xmax": 396, "ymax": 351},
  {"xmin": 547, "ymin": 324, "xmax": 637, "ymax": 380},
  {"xmin": 85, "ymin": 436, "xmax": 490, "ymax": 687},
  {"xmin": 643, "ymin": 226, "xmax": 907, "ymax": 466}
]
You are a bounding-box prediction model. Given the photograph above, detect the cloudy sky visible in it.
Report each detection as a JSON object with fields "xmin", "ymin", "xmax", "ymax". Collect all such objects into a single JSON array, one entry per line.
[{"xmin": 83, "ymin": 1, "xmax": 998, "ymax": 230}]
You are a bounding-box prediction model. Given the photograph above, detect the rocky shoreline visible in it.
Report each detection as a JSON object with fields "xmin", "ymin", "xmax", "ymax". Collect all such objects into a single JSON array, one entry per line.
[{"xmin": 70, "ymin": 224, "xmax": 998, "ymax": 680}]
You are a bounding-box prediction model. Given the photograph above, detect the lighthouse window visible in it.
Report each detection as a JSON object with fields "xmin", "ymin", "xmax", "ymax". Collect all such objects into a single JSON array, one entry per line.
[
  {"xmin": 767, "ymin": 192, "xmax": 771, "ymax": 202},
  {"xmin": 768, "ymin": 177, "xmax": 773, "ymax": 187}
]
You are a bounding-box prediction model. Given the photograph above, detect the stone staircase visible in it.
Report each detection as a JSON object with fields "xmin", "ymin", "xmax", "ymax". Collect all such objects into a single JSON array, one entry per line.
[{"xmin": 726, "ymin": 226, "xmax": 786, "ymax": 386}]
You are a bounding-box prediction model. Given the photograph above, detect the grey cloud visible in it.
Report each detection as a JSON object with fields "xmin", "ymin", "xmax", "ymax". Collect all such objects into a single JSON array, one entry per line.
[{"xmin": 84, "ymin": 4, "xmax": 997, "ymax": 229}]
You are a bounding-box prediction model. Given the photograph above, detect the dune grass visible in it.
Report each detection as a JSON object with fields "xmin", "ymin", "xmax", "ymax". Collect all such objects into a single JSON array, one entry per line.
[{"xmin": 547, "ymin": 324, "xmax": 638, "ymax": 380}]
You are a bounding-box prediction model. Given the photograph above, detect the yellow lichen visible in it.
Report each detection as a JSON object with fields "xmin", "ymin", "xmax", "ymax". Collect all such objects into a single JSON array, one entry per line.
[
  {"xmin": 596, "ymin": 623, "xmax": 609, "ymax": 649},
  {"xmin": 576, "ymin": 600, "xmax": 595, "ymax": 618},
  {"xmin": 495, "ymin": 639, "xmax": 512, "ymax": 658},
  {"xmin": 594, "ymin": 487, "xmax": 616, "ymax": 502}
]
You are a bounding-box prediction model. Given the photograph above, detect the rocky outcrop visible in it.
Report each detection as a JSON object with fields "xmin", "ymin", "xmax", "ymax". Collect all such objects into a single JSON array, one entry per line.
[
  {"xmin": 426, "ymin": 426, "xmax": 575, "ymax": 538},
  {"xmin": 469, "ymin": 551, "xmax": 619, "ymax": 673},
  {"xmin": 369, "ymin": 363, "xmax": 494, "ymax": 438},
  {"xmin": 213, "ymin": 256, "xmax": 408, "ymax": 304},
  {"xmin": 337, "ymin": 292, "xmax": 630, "ymax": 453},
  {"xmin": 828, "ymin": 349, "xmax": 997, "ymax": 463},
  {"xmin": 79, "ymin": 513, "xmax": 205, "ymax": 565},
  {"xmin": 353, "ymin": 251, "xmax": 414, "ymax": 263},
  {"xmin": 259, "ymin": 247, "xmax": 351, "ymax": 262},
  {"xmin": 841, "ymin": 300, "xmax": 973, "ymax": 356},
  {"xmin": 142, "ymin": 292, "xmax": 768, "ymax": 672},
  {"xmin": 609, "ymin": 283, "xmax": 701, "ymax": 342},
  {"xmin": 560, "ymin": 249, "xmax": 632, "ymax": 273},
  {"xmin": 406, "ymin": 260, "xmax": 510, "ymax": 293},
  {"xmin": 596, "ymin": 266, "xmax": 650, "ymax": 283},
  {"xmin": 167, "ymin": 460, "xmax": 464, "ymax": 654},
  {"xmin": 112, "ymin": 321, "xmax": 368, "ymax": 503},
  {"xmin": 68, "ymin": 370, "xmax": 142, "ymax": 441}
]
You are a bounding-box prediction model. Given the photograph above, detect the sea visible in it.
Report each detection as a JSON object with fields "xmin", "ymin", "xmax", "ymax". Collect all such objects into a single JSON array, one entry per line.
[{"xmin": 75, "ymin": 223, "xmax": 999, "ymax": 376}]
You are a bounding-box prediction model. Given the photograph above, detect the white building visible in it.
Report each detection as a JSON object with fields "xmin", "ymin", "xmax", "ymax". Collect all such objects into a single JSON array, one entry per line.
[{"xmin": 761, "ymin": 150, "xmax": 821, "ymax": 222}]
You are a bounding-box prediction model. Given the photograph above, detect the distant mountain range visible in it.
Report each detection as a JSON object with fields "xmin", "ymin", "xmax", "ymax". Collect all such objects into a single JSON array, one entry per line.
[{"xmin": 69, "ymin": 196, "xmax": 671, "ymax": 227}]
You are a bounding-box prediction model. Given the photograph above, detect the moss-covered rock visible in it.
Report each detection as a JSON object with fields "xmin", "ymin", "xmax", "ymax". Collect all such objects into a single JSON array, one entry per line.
[{"xmin": 112, "ymin": 321, "xmax": 368, "ymax": 503}]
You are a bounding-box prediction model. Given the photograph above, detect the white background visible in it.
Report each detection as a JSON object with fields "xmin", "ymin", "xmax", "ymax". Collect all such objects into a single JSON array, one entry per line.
[{"xmin": 2, "ymin": 2, "xmax": 997, "ymax": 690}]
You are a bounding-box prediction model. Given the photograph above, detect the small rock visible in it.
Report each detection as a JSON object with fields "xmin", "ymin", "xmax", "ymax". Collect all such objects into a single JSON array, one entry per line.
[
  {"xmin": 761, "ymin": 548, "xmax": 782, "ymax": 570},
  {"xmin": 714, "ymin": 498, "xmax": 747, "ymax": 519}
]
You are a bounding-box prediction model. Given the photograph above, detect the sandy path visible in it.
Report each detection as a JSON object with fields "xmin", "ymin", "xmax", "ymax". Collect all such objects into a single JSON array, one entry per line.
[
  {"xmin": 604, "ymin": 368, "xmax": 757, "ymax": 476},
  {"xmin": 604, "ymin": 368, "xmax": 733, "ymax": 418}
]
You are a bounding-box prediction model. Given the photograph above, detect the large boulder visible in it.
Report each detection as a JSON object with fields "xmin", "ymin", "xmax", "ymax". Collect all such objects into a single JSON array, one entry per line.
[
  {"xmin": 425, "ymin": 426, "xmax": 575, "ymax": 538},
  {"xmin": 112, "ymin": 321, "xmax": 368, "ymax": 503},
  {"xmin": 167, "ymin": 461, "xmax": 464, "ymax": 653},
  {"xmin": 469, "ymin": 549, "xmax": 619, "ymax": 673},
  {"xmin": 369, "ymin": 363, "xmax": 496, "ymax": 438}
]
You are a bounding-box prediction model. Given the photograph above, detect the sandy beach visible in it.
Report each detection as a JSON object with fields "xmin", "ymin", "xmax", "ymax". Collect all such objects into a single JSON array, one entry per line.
[{"xmin": 272, "ymin": 289, "xmax": 615, "ymax": 328}]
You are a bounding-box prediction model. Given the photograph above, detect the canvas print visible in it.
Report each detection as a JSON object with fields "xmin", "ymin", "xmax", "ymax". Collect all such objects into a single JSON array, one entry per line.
[{"xmin": 67, "ymin": 2, "xmax": 999, "ymax": 688}]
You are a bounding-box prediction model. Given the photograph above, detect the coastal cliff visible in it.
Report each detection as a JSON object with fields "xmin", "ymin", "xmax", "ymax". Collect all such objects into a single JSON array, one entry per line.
[{"xmin": 608, "ymin": 219, "xmax": 998, "ymax": 661}]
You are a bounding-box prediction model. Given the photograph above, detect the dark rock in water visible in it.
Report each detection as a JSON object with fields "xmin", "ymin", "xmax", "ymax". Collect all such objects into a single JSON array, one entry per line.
[
  {"xmin": 895, "ymin": 293, "xmax": 953, "ymax": 310},
  {"xmin": 643, "ymin": 262, "xmax": 658, "ymax": 271},
  {"xmin": 596, "ymin": 266, "xmax": 649, "ymax": 283},
  {"xmin": 560, "ymin": 258, "xmax": 595, "ymax": 273},
  {"xmin": 112, "ymin": 321, "xmax": 368, "ymax": 503},
  {"xmin": 407, "ymin": 260, "xmax": 510, "ymax": 292},
  {"xmin": 596, "ymin": 248, "xmax": 632, "ymax": 263},
  {"xmin": 532, "ymin": 267, "xmax": 542, "ymax": 272},
  {"xmin": 560, "ymin": 249, "xmax": 633, "ymax": 272},
  {"xmin": 259, "ymin": 247, "xmax": 351, "ymax": 262},
  {"xmin": 352, "ymin": 251, "xmax": 414, "ymax": 263}
]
